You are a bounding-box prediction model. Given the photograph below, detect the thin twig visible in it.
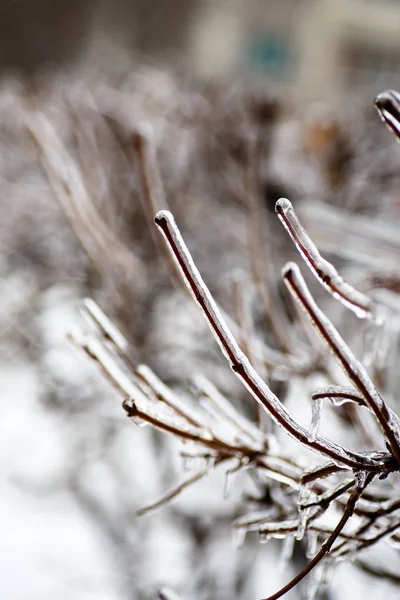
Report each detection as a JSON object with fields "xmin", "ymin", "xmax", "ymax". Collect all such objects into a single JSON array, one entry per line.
[{"xmin": 261, "ymin": 477, "xmax": 372, "ymax": 600}]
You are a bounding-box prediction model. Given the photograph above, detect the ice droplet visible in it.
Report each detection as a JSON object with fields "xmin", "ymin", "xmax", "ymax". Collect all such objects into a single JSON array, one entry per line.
[
  {"xmin": 131, "ymin": 415, "xmax": 148, "ymax": 427},
  {"xmin": 259, "ymin": 532, "xmax": 271, "ymax": 544},
  {"xmin": 308, "ymin": 398, "xmax": 322, "ymax": 442}
]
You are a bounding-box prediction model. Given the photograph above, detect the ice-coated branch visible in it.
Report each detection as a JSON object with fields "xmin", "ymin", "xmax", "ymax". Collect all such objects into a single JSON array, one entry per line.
[
  {"xmin": 283, "ymin": 262, "xmax": 400, "ymax": 466},
  {"xmin": 261, "ymin": 476, "xmax": 372, "ymax": 600},
  {"xmin": 276, "ymin": 198, "xmax": 374, "ymax": 319},
  {"xmin": 154, "ymin": 210, "xmax": 387, "ymax": 472},
  {"xmin": 375, "ymin": 89, "xmax": 400, "ymax": 141},
  {"xmin": 136, "ymin": 455, "xmax": 228, "ymax": 517}
]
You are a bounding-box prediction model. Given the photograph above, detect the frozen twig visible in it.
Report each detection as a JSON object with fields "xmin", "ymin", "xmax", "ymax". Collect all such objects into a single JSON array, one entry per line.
[
  {"xmin": 28, "ymin": 112, "xmax": 142, "ymax": 283},
  {"xmin": 261, "ymin": 475, "xmax": 373, "ymax": 600},
  {"xmin": 154, "ymin": 210, "xmax": 386, "ymax": 472},
  {"xmin": 276, "ymin": 198, "xmax": 374, "ymax": 319},
  {"xmin": 283, "ymin": 262, "xmax": 400, "ymax": 466}
]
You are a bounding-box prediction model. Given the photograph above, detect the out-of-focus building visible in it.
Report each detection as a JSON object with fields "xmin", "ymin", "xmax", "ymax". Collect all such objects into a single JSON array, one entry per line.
[
  {"xmin": 295, "ymin": 0, "xmax": 400, "ymax": 101},
  {"xmin": 1, "ymin": 0, "xmax": 400, "ymax": 103},
  {"xmin": 190, "ymin": 0, "xmax": 400, "ymax": 101}
]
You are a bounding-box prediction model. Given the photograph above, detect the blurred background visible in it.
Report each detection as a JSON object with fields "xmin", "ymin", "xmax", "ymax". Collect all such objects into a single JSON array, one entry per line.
[
  {"xmin": 1, "ymin": 1, "xmax": 400, "ymax": 600},
  {"xmin": 2, "ymin": 0, "xmax": 400, "ymax": 101}
]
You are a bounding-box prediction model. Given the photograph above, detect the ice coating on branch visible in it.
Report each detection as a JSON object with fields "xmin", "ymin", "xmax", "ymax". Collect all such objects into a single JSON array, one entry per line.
[
  {"xmin": 191, "ymin": 374, "xmax": 265, "ymax": 447},
  {"xmin": 276, "ymin": 198, "xmax": 373, "ymax": 320},
  {"xmin": 306, "ymin": 530, "xmax": 318, "ymax": 559},
  {"xmin": 157, "ymin": 587, "xmax": 181, "ymax": 600},
  {"xmin": 375, "ymin": 89, "xmax": 400, "ymax": 141},
  {"xmin": 354, "ymin": 470, "xmax": 367, "ymax": 488},
  {"xmin": 283, "ymin": 262, "xmax": 400, "ymax": 463},
  {"xmin": 312, "ymin": 385, "xmax": 366, "ymax": 408},
  {"xmin": 155, "ymin": 210, "xmax": 387, "ymax": 471},
  {"xmin": 308, "ymin": 397, "xmax": 322, "ymax": 442}
]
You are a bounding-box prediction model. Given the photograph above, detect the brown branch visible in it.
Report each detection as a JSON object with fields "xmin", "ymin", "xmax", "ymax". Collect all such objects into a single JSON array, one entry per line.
[
  {"xmin": 276, "ymin": 198, "xmax": 374, "ymax": 319},
  {"xmin": 283, "ymin": 262, "xmax": 400, "ymax": 466},
  {"xmin": 154, "ymin": 210, "xmax": 384, "ymax": 472},
  {"xmin": 261, "ymin": 477, "xmax": 372, "ymax": 600}
]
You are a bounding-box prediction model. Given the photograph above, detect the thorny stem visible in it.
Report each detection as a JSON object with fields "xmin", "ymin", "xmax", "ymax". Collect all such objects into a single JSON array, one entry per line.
[
  {"xmin": 283, "ymin": 263, "xmax": 400, "ymax": 466},
  {"xmin": 154, "ymin": 210, "xmax": 387, "ymax": 472}
]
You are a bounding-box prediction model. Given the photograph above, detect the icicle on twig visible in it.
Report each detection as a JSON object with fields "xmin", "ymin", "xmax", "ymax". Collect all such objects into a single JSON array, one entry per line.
[
  {"xmin": 80, "ymin": 298, "xmax": 129, "ymax": 354},
  {"xmin": 308, "ymin": 397, "xmax": 322, "ymax": 442},
  {"xmin": 276, "ymin": 198, "xmax": 374, "ymax": 320},
  {"xmin": 279, "ymin": 535, "xmax": 295, "ymax": 572}
]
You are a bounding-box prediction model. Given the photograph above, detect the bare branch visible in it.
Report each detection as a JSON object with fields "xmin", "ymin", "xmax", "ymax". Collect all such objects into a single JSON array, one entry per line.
[
  {"xmin": 261, "ymin": 477, "xmax": 372, "ymax": 600},
  {"xmin": 283, "ymin": 262, "xmax": 400, "ymax": 465},
  {"xmin": 136, "ymin": 456, "xmax": 227, "ymax": 517},
  {"xmin": 154, "ymin": 210, "xmax": 385, "ymax": 472},
  {"xmin": 276, "ymin": 198, "xmax": 374, "ymax": 319},
  {"xmin": 375, "ymin": 90, "xmax": 400, "ymax": 141}
]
